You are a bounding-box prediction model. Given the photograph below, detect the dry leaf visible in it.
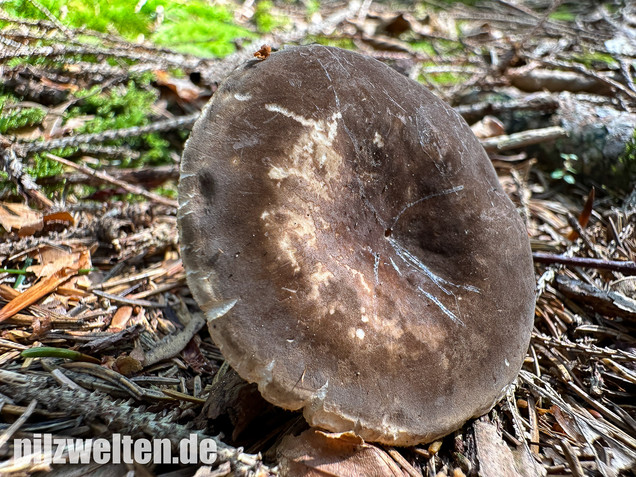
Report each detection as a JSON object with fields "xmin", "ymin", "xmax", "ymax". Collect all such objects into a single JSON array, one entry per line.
[
  {"xmin": 101, "ymin": 355, "xmax": 116, "ymax": 369},
  {"xmin": 47, "ymin": 115, "xmax": 94, "ymax": 139},
  {"xmin": 0, "ymin": 268, "xmax": 74, "ymax": 322},
  {"xmin": 30, "ymin": 314, "xmax": 52, "ymax": 340},
  {"xmin": 551, "ymin": 406, "xmax": 584, "ymax": 442},
  {"xmin": 129, "ymin": 345, "xmax": 145, "ymax": 363},
  {"xmin": 154, "ymin": 70, "xmax": 204, "ymax": 102},
  {"xmin": 10, "ymin": 124, "xmax": 44, "ymax": 140},
  {"xmin": 0, "ymin": 249, "xmax": 91, "ymax": 323},
  {"xmin": 39, "ymin": 99, "xmax": 93, "ymax": 139},
  {"xmin": 28, "ymin": 246, "xmax": 85, "ymax": 278},
  {"xmin": 471, "ymin": 116, "xmax": 505, "ymax": 139},
  {"xmin": 277, "ymin": 429, "xmax": 403, "ymax": 477},
  {"xmin": 0, "ymin": 202, "xmax": 43, "ymax": 236},
  {"xmin": 57, "ymin": 274, "xmax": 92, "ymax": 297},
  {"xmin": 567, "ymin": 187, "xmax": 595, "ymax": 240},
  {"xmin": 181, "ymin": 336, "xmax": 213, "ymax": 374}
]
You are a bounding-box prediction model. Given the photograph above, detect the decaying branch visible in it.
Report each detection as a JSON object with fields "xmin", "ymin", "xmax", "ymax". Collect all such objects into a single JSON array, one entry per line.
[{"xmin": 480, "ymin": 126, "xmax": 567, "ymax": 152}]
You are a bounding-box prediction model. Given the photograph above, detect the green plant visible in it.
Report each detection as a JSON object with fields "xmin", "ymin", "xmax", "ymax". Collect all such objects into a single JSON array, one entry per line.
[
  {"xmin": 13, "ymin": 79, "xmax": 173, "ymax": 186},
  {"xmin": 0, "ymin": 93, "xmax": 58, "ymax": 180},
  {"xmin": 551, "ymin": 153, "xmax": 578, "ymax": 184}
]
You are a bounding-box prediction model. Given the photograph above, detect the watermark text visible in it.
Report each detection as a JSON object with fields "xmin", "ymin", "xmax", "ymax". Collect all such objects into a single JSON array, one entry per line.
[{"xmin": 13, "ymin": 433, "xmax": 216, "ymax": 465}]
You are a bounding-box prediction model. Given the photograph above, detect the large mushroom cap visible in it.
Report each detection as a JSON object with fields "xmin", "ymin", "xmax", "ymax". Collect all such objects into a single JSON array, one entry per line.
[{"xmin": 178, "ymin": 45, "xmax": 535, "ymax": 446}]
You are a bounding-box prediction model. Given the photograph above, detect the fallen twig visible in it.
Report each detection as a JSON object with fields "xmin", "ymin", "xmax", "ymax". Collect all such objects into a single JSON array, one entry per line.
[
  {"xmin": 455, "ymin": 92, "xmax": 559, "ymax": 124},
  {"xmin": 532, "ymin": 252, "xmax": 636, "ymax": 275},
  {"xmin": 0, "ymin": 399, "xmax": 37, "ymax": 450},
  {"xmin": 481, "ymin": 126, "xmax": 567, "ymax": 152},
  {"xmin": 37, "ymin": 165, "xmax": 178, "ymax": 188},
  {"xmin": 0, "ymin": 147, "xmax": 54, "ymax": 208},
  {"xmin": 44, "ymin": 154, "xmax": 178, "ymax": 208},
  {"xmin": 18, "ymin": 114, "xmax": 199, "ymax": 154}
]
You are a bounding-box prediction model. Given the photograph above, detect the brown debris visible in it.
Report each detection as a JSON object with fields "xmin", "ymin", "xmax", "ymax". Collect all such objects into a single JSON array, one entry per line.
[{"xmin": 254, "ymin": 44, "xmax": 272, "ymax": 60}]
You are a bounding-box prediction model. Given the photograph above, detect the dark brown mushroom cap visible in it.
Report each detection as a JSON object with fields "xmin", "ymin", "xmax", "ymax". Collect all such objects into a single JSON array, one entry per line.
[{"xmin": 178, "ymin": 45, "xmax": 535, "ymax": 446}]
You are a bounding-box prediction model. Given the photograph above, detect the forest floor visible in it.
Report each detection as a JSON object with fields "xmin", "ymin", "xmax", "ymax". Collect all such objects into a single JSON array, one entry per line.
[{"xmin": 0, "ymin": 1, "xmax": 635, "ymax": 476}]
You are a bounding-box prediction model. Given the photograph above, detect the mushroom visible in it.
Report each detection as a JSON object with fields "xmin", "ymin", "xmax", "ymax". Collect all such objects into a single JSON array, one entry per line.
[{"xmin": 178, "ymin": 45, "xmax": 535, "ymax": 446}]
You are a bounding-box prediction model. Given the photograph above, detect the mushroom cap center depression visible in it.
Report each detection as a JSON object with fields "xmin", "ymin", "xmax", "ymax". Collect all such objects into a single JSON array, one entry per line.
[{"xmin": 178, "ymin": 45, "xmax": 536, "ymax": 446}]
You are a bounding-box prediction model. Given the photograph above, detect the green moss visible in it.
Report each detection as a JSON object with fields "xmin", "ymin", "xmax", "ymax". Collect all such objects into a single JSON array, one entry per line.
[
  {"xmin": 409, "ymin": 41, "xmax": 436, "ymax": 57},
  {"xmin": 2, "ymin": 0, "xmax": 253, "ymax": 58},
  {"xmin": 1, "ymin": 0, "xmax": 150, "ymax": 38},
  {"xmin": 418, "ymin": 62, "xmax": 468, "ymax": 86},
  {"xmin": 424, "ymin": 71, "xmax": 466, "ymax": 85},
  {"xmin": 253, "ymin": 1, "xmax": 289, "ymax": 33},
  {"xmin": 7, "ymin": 56, "xmax": 64, "ymax": 69},
  {"xmin": 304, "ymin": 36, "xmax": 356, "ymax": 50},
  {"xmin": 0, "ymin": 95, "xmax": 46, "ymax": 134},
  {"xmin": 0, "ymin": 78, "xmax": 179, "ymax": 190},
  {"xmin": 66, "ymin": 81, "xmax": 171, "ymax": 167},
  {"xmin": 8, "ymin": 79, "xmax": 172, "ymax": 185},
  {"xmin": 304, "ymin": 0, "xmax": 320, "ymax": 17},
  {"xmin": 73, "ymin": 82, "xmax": 157, "ymax": 132},
  {"xmin": 573, "ymin": 51, "xmax": 619, "ymax": 70},
  {"xmin": 549, "ymin": 6, "xmax": 575, "ymax": 22},
  {"xmin": 618, "ymin": 128, "xmax": 636, "ymax": 189},
  {"xmin": 409, "ymin": 37, "xmax": 465, "ymax": 58},
  {"xmin": 623, "ymin": 129, "xmax": 636, "ymax": 160},
  {"xmin": 146, "ymin": 1, "xmax": 255, "ymax": 57},
  {"xmin": 28, "ymin": 154, "xmax": 64, "ymax": 179},
  {"xmin": 152, "ymin": 184, "xmax": 177, "ymax": 199}
]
